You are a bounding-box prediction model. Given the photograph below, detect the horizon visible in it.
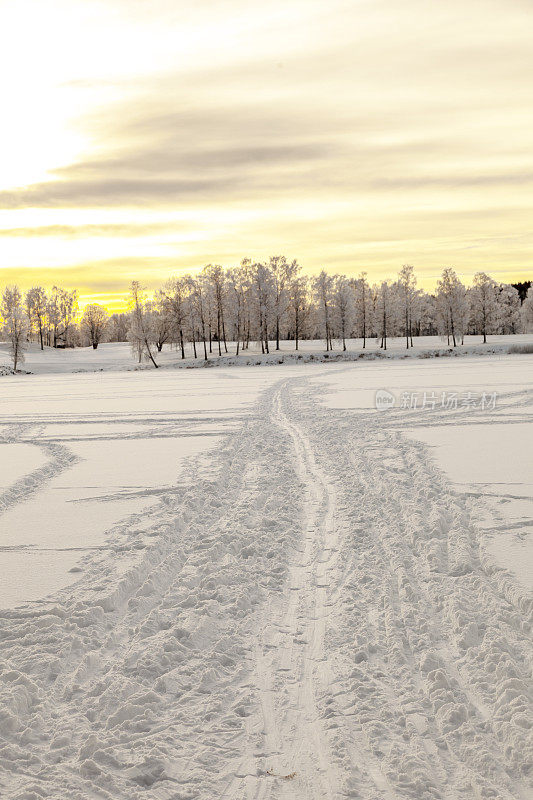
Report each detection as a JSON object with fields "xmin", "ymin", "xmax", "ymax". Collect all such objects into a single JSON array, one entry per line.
[{"xmin": 2, "ymin": 0, "xmax": 532, "ymax": 310}]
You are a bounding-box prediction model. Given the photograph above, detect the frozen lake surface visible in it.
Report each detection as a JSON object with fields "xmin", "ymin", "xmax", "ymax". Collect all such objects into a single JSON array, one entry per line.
[{"xmin": 0, "ymin": 350, "xmax": 531, "ymax": 799}]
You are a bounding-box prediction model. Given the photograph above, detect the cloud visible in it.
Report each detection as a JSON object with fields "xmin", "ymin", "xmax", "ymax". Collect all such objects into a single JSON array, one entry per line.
[
  {"xmin": 1, "ymin": 0, "xmax": 532, "ymax": 297},
  {"xmin": 0, "ymin": 223, "xmax": 183, "ymax": 237}
]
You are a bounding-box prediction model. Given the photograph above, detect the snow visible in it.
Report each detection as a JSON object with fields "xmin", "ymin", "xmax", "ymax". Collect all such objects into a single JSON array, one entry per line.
[
  {"xmin": 403, "ymin": 424, "xmax": 533, "ymax": 591},
  {"xmin": 315, "ymin": 354, "xmax": 533, "ymax": 588},
  {"xmin": 2, "ymin": 333, "xmax": 533, "ymax": 376},
  {"xmin": 0, "ymin": 350, "xmax": 531, "ymax": 799},
  {"xmin": 0, "ymin": 368, "xmax": 278, "ymax": 606}
]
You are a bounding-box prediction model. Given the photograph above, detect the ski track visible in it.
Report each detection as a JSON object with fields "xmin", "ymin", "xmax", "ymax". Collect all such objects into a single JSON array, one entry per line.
[
  {"xmin": 0, "ymin": 425, "xmax": 80, "ymax": 517},
  {"xmin": 0, "ymin": 370, "xmax": 531, "ymax": 800}
]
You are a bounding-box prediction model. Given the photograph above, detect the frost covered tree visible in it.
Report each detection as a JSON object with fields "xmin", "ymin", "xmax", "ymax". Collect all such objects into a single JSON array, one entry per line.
[
  {"xmin": 397, "ymin": 264, "xmax": 417, "ymax": 348},
  {"xmin": 1, "ymin": 285, "xmax": 28, "ymax": 370},
  {"xmin": 410, "ymin": 290, "xmax": 436, "ymax": 336},
  {"xmin": 203, "ymin": 264, "xmax": 228, "ymax": 356},
  {"xmin": 81, "ymin": 304, "xmax": 109, "ymax": 349},
  {"xmin": 25, "ymin": 286, "xmax": 48, "ymax": 350},
  {"xmin": 226, "ymin": 266, "xmax": 248, "ymax": 356},
  {"xmin": 128, "ymin": 281, "xmax": 158, "ymax": 368},
  {"xmin": 252, "ymin": 262, "xmax": 274, "ymax": 354},
  {"xmin": 288, "ymin": 275, "xmax": 312, "ymax": 350},
  {"xmin": 146, "ymin": 293, "xmax": 173, "ymax": 352},
  {"xmin": 108, "ymin": 313, "xmax": 130, "ymax": 342},
  {"xmin": 7, "ymin": 260, "xmax": 526, "ymax": 361},
  {"xmin": 332, "ymin": 275, "xmax": 354, "ymax": 351},
  {"xmin": 436, "ymin": 268, "xmax": 467, "ymax": 347},
  {"xmin": 48, "ymin": 287, "xmax": 78, "ymax": 347},
  {"xmin": 375, "ymin": 280, "xmax": 396, "ymax": 350},
  {"xmin": 314, "ymin": 270, "xmax": 334, "ymax": 350},
  {"xmin": 521, "ymin": 286, "xmax": 533, "ymax": 332},
  {"xmin": 469, "ymin": 272, "xmax": 499, "ymax": 343},
  {"xmin": 237, "ymin": 258, "xmax": 254, "ymax": 350},
  {"xmin": 161, "ymin": 277, "xmax": 190, "ymax": 359},
  {"xmin": 353, "ymin": 272, "xmax": 371, "ymax": 348},
  {"xmin": 269, "ymin": 256, "xmax": 299, "ymax": 350},
  {"xmin": 190, "ymin": 275, "xmax": 210, "ymax": 360},
  {"xmin": 497, "ymin": 284, "xmax": 521, "ymax": 334}
]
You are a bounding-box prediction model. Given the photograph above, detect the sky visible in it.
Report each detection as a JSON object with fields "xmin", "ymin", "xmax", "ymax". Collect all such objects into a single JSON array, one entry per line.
[{"xmin": 1, "ymin": 0, "xmax": 532, "ymax": 311}]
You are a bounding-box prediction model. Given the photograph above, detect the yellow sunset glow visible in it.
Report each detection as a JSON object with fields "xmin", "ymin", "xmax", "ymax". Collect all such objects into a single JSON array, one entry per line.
[{"xmin": 1, "ymin": 0, "xmax": 532, "ymax": 310}]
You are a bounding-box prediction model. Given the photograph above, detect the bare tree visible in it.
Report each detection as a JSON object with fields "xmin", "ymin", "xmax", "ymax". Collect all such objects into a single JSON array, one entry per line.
[{"xmin": 1, "ymin": 286, "xmax": 28, "ymax": 370}]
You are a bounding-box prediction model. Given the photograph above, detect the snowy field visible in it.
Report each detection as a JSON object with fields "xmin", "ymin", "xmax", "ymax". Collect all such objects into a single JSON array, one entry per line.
[
  {"xmin": 0, "ymin": 349, "xmax": 531, "ymax": 799},
  {"xmin": 2, "ymin": 333, "xmax": 533, "ymax": 375}
]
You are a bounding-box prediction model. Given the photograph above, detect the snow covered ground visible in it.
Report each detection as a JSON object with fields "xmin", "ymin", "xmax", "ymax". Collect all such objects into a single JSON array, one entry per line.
[
  {"xmin": 0, "ymin": 352, "xmax": 531, "ymax": 799},
  {"xmin": 2, "ymin": 333, "xmax": 533, "ymax": 375}
]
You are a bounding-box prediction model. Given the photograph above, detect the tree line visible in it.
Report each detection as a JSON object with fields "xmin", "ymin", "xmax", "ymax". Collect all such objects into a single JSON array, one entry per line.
[{"xmin": 1, "ymin": 260, "xmax": 532, "ymax": 370}]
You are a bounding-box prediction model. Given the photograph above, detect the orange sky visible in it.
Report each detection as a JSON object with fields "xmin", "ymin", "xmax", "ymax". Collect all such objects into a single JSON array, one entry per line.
[{"xmin": 1, "ymin": 0, "xmax": 532, "ymax": 311}]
